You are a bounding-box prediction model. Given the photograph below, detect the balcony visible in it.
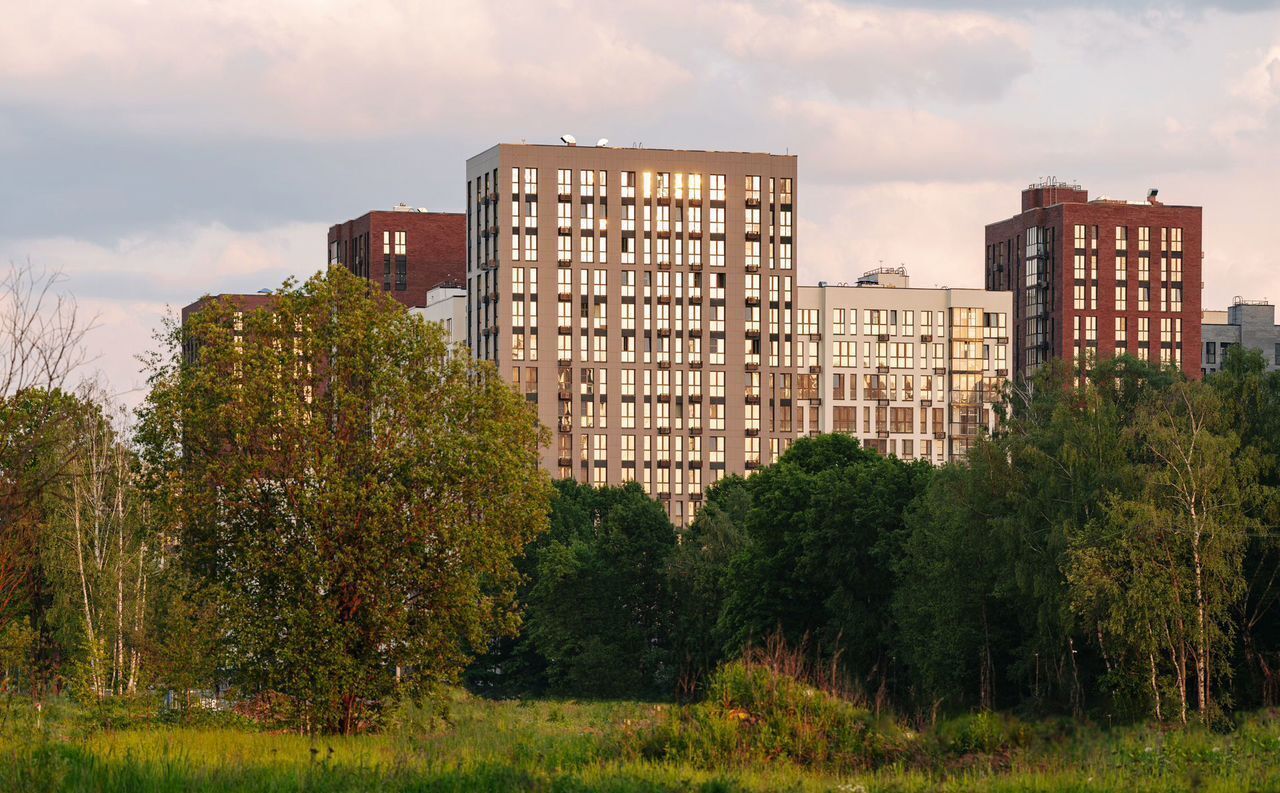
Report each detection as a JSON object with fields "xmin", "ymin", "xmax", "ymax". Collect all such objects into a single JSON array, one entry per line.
[
  {"xmin": 658, "ymin": 426, "xmax": 671, "ymax": 435},
  {"xmin": 744, "ymin": 362, "xmax": 759, "ymax": 372},
  {"xmin": 557, "ymin": 225, "xmax": 572, "ymax": 235},
  {"xmin": 745, "ymin": 393, "xmax": 760, "ymax": 405},
  {"xmin": 745, "ymin": 459, "xmax": 761, "ymax": 470},
  {"xmin": 557, "ymin": 290, "xmax": 572, "ymax": 301},
  {"xmin": 689, "ymin": 261, "xmax": 703, "ymax": 271},
  {"xmin": 688, "ymin": 359, "xmax": 702, "ymax": 368},
  {"xmin": 557, "ymin": 188, "xmax": 571, "ymax": 199},
  {"xmin": 557, "ymin": 389, "xmax": 571, "ymax": 401},
  {"xmin": 657, "ymin": 327, "xmax": 671, "ymax": 337},
  {"xmin": 745, "ymin": 230, "xmax": 761, "ymax": 241},
  {"xmin": 745, "ymin": 296, "xmax": 761, "ymax": 306},
  {"xmin": 558, "ymin": 455, "xmax": 572, "ymax": 467},
  {"xmin": 687, "ymin": 229, "xmax": 703, "ymax": 239},
  {"xmin": 745, "ymin": 328, "xmax": 760, "ymax": 338},
  {"xmin": 745, "ymin": 196, "xmax": 761, "ymax": 207},
  {"xmin": 687, "ymin": 391, "xmax": 702, "ymax": 402},
  {"xmin": 657, "ymin": 294, "xmax": 671, "ymax": 304},
  {"xmin": 688, "ymin": 327, "xmax": 702, "ymax": 338},
  {"xmin": 657, "ymin": 260, "xmax": 671, "ymax": 270},
  {"xmin": 745, "ymin": 262, "xmax": 760, "ymax": 272},
  {"xmin": 557, "ymin": 256, "xmax": 572, "ymax": 266},
  {"xmin": 689, "ymin": 492, "xmax": 703, "ymax": 502},
  {"xmin": 557, "ymin": 324, "xmax": 572, "ymax": 334},
  {"xmin": 557, "ymin": 417, "xmax": 572, "ymax": 432},
  {"xmin": 745, "ymin": 427, "xmax": 759, "ymax": 437},
  {"xmin": 557, "ymin": 355, "xmax": 573, "ymax": 365},
  {"xmin": 656, "ymin": 392, "xmax": 671, "ymax": 403},
  {"xmin": 658, "ymin": 359, "xmax": 671, "ymax": 369}
]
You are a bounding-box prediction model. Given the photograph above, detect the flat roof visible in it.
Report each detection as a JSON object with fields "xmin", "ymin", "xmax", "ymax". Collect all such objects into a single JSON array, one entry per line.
[{"xmin": 468, "ymin": 141, "xmax": 795, "ymax": 163}]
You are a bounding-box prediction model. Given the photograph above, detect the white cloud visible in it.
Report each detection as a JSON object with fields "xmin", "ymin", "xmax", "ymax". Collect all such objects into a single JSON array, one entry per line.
[
  {"xmin": 711, "ymin": 0, "xmax": 1032, "ymax": 102},
  {"xmin": 0, "ymin": 1, "xmax": 691, "ymax": 139}
]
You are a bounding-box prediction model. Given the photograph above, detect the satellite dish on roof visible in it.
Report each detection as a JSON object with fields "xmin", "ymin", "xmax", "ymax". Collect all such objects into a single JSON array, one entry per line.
[
  {"xmin": 596, "ymin": 138, "xmax": 609, "ymax": 147},
  {"xmin": 560, "ymin": 134, "xmax": 577, "ymax": 145}
]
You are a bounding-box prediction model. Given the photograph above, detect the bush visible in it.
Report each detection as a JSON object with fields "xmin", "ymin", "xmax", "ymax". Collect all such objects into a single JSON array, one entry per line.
[
  {"xmin": 636, "ymin": 657, "xmax": 912, "ymax": 770},
  {"xmin": 931, "ymin": 711, "xmax": 1031, "ymax": 756}
]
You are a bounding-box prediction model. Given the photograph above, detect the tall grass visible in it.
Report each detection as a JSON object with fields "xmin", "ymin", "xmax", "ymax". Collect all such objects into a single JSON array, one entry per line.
[{"xmin": 2, "ymin": 687, "xmax": 1280, "ymax": 791}]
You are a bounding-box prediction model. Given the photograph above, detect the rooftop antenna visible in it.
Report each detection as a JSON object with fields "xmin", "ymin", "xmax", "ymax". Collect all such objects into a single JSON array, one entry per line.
[{"xmin": 560, "ymin": 133, "xmax": 577, "ymax": 146}]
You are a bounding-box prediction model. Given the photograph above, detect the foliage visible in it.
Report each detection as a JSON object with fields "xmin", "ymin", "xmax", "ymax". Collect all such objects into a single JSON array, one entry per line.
[
  {"xmin": 666, "ymin": 476, "xmax": 750, "ymax": 698},
  {"xmin": 718, "ymin": 434, "xmax": 931, "ymax": 702},
  {"xmin": 136, "ymin": 267, "xmax": 552, "ymax": 733},
  {"xmin": 523, "ymin": 480, "xmax": 678, "ymax": 699}
]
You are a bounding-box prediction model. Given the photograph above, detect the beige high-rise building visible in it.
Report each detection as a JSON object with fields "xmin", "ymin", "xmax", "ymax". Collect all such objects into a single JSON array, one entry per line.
[
  {"xmin": 466, "ymin": 142, "xmax": 799, "ymax": 524},
  {"xmin": 795, "ymin": 269, "xmax": 1012, "ymax": 462}
]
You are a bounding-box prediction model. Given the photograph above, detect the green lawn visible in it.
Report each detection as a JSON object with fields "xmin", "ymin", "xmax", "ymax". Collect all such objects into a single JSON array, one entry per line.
[{"xmin": 2, "ymin": 694, "xmax": 1280, "ymax": 792}]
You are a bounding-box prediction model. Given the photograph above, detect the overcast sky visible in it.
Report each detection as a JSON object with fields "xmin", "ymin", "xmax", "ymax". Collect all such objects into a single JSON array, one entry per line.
[{"xmin": 4, "ymin": 0, "xmax": 1279, "ymax": 400}]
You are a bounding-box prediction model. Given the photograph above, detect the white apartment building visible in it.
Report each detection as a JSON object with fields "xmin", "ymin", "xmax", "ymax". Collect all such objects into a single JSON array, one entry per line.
[
  {"xmin": 411, "ymin": 285, "xmax": 467, "ymax": 346},
  {"xmin": 795, "ymin": 268, "xmax": 1013, "ymax": 463}
]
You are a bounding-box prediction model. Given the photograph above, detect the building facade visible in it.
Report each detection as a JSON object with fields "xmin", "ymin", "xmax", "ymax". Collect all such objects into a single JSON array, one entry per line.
[
  {"xmin": 466, "ymin": 143, "xmax": 798, "ymax": 524},
  {"xmin": 410, "ymin": 285, "xmax": 467, "ymax": 347},
  {"xmin": 327, "ymin": 205, "xmax": 466, "ymax": 308},
  {"xmin": 1202, "ymin": 298, "xmax": 1280, "ymax": 375},
  {"xmin": 985, "ymin": 181, "xmax": 1202, "ymax": 379},
  {"xmin": 796, "ymin": 270, "xmax": 1012, "ymax": 463}
]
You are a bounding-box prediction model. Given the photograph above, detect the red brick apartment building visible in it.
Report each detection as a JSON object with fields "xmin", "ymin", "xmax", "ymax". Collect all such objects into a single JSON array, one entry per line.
[
  {"xmin": 327, "ymin": 205, "xmax": 466, "ymax": 308},
  {"xmin": 985, "ymin": 181, "xmax": 1202, "ymax": 379}
]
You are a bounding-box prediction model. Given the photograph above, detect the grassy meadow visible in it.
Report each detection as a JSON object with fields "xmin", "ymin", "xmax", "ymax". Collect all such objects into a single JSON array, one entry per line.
[{"xmin": 3, "ymin": 688, "xmax": 1280, "ymax": 792}]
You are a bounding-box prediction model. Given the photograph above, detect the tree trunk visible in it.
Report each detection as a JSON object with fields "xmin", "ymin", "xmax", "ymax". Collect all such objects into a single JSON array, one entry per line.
[
  {"xmin": 1148, "ymin": 650, "xmax": 1162, "ymax": 721},
  {"xmin": 72, "ymin": 481, "xmax": 101, "ymax": 698}
]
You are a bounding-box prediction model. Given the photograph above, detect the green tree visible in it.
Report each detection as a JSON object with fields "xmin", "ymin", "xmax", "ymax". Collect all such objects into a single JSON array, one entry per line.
[
  {"xmin": 893, "ymin": 446, "xmax": 1018, "ymax": 712},
  {"xmin": 137, "ymin": 267, "xmax": 551, "ymax": 733},
  {"xmin": 1208, "ymin": 347, "xmax": 1280, "ymax": 708},
  {"xmin": 1068, "ymin": 381, "xmax": 1253, "ymax": 724},
  {"xmin": 523, "ymin": 480, "xmax": 677, "ymax": 699},
  {"xmin": 719, "ymin": 434, "xmax": 930, "ymax": 703},
  {"xmin": 666, "ymin": 475, "xmax": 749, "ymax": 698}
]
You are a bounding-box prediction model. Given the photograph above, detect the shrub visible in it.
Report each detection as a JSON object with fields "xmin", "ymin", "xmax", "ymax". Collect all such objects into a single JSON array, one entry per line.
[
  {"xmin": 636, "ymin": 657, "xmax": 911, "ymax": 770},
  {"xmin": 931, "ymin": 711, "xmax": 1031, "ymax": 757}
]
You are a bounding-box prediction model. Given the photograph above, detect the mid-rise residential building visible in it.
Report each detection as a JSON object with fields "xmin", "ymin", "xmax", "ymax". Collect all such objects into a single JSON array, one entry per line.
[
  {"xmin": 411, "ymin": 284, "xmax": 467, "ymax": 346},
  {"xmin": 985, "ymin": 180, "xmax": 1203, "ymax": 379},
  {"xmin": 795, "ymin": 269, "xmax": 1012, "ymax": 463},
  {"xmin": 327, "ymin": 205, "xmax": 466, "ymax": 307},
  {"xmin": 466, "ymin": 142, "xmax": 798, "ymax": 524},
  {"xmin": 1202, "ymin": 298, "xmax": 1280, "ymax": 375}
]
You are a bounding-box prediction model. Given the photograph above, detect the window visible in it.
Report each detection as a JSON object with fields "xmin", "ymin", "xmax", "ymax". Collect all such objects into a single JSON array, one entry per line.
[
  {"xmin": 709, "ymin": 174, "xmax": 725, "ymax": 201},
  {"xmin": 524, "ymin": 167, "xmax": 538, "ymax": 195},
  {"xmin": 833, "ymin": 406, "xmax": 855, "ymax": 433},
  {"xmin": 1205, "ymin": 341, "xmax": 1216, "ymax": 365}
]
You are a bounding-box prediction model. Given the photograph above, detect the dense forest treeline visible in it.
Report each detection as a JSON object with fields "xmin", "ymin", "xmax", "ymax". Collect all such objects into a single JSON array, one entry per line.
[
  {"xmin": 3, "ymin": 263, "xmax": 1279, "ymax": 733},
  {"xmin": 473, "ymin": 350, "xmax": 1280, "ymax": 728}
]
